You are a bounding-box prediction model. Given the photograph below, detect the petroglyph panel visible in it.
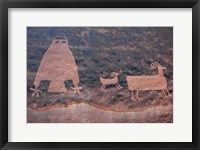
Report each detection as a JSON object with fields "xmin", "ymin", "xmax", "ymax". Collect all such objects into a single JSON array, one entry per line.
[{"xmin": 27, "ymin": 27, "xmax": 173, "ymax": 123}]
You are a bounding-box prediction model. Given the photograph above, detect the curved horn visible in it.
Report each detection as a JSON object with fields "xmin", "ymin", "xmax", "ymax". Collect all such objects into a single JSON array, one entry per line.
[{"xmin": 151, "ymin": 62, "xmax": 161, "ymax": 69}]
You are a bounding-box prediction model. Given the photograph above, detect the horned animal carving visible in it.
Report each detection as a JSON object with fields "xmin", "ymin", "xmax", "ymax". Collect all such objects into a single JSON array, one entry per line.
[
  {"xmin": 100, "ymin": 72, "xmax": 122, "ymax": 91},
  {"xmin": 31, "ymin": 36, "xmax": 81, "ymax": 97},
  {"xmin": 126, "ymin": 62, "xmax": 170, "ymax": 100}
]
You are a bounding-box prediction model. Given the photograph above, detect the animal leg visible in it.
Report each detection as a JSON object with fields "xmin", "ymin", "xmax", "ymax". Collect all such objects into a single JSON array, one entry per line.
[
  {"xmin": 115, "ymin": 84, "xmax": 121, "ymax": 89},
  {"xmin": 136, "ymin": 90, "xmax": 139, "ymax": 100},
  {"xmin": 166, "ymin": 89, "xmax": 171, "ymax": 97},
  {"xmin": 102, "ymin": 85, "xmax": 106, "ymax": 91},
  {"xmin": 131, "ymin": 90, "xmax": 134, "ymax": 100},
  {"xmin": 162, "ymin": 90, "xmax": 167, "ymax": 98},
  {"xmin": 116, "ymin": 83, "xmax": 123, "ymax": 89}
]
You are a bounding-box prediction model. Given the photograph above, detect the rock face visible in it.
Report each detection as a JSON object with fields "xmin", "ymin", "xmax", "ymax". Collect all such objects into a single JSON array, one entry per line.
[
  {"xmin": 27, "ymin": 27, "xmax": 173, "ymax": 88},
  {"xmin": 27, "ymin": 27, "xmax": 173, "ymax": 123},
  {"xmin": 27, "ymin": 103, "xmax": 173, "ymax": 123},
  {"xmin": 33, "ymin": 36, "xmax": 80, "ymax": 93}
]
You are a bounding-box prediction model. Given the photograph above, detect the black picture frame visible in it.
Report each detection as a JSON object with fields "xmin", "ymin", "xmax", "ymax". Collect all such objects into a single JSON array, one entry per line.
[{"xmin": 0, "ymin": 0, "xmax": 199, "ymax": 149}]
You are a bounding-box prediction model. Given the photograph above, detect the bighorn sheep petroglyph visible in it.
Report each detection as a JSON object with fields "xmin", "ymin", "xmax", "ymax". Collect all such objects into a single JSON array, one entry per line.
[
  {"xmin": 126, "ymin": 62, "xmax": 170, "ymax": 100},
  {"xmin": 100, "ymin": 72, "xmax": 122, "ymax": 91}
]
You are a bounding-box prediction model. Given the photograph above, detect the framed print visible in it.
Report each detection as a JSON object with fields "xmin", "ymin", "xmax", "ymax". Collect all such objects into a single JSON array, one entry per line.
[{"xmin": 0, "ymin": 0, "xmax": 199, "ymax": 150}]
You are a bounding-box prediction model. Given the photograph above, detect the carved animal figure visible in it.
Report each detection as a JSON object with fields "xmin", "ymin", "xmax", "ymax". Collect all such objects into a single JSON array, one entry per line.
[
  {"xmin": 100, "ymin": 72, "xmax": 122, "ymax": 91},
  {"xmin": 126, "ymin": 62, "xmax": 170, "ymax": 100},
  {"xmin": 31, "ymin": 36, "xmax": 81, "ymax": 97}
]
